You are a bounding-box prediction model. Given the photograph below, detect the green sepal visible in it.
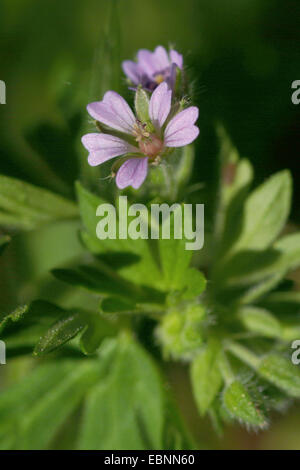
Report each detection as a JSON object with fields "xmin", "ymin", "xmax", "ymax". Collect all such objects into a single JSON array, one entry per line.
[{"xmin": 134, "ymin": 86, "xmax": 152, "ymax": 129}]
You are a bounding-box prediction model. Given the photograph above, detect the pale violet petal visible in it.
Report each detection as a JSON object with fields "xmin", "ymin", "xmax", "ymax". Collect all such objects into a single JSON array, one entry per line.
[
  {"xmin": 81, "ymin": 133, "xmax": 138, "ymax": 167},
  {"xmin": 137, "ymin": 49, "xmax": 157, "ymax": 76},
  {"xmin": 103, "ymin": 91, "xmax": 136, "ymax": 130},
  {"xmin": 164, "ymin": 106, "xmax": 199, "ymax": 139},
  {"xmin": 164, "ymin": 125, "xmax": 199, "ymax": 147},
  {"xmin": 87, "ymin": 91, "xmax": 136, "ymax": 134},
  {"xmin": 122, "ymin": 60, "xmax": 141, "ymax": 84},
  {"xmin": 116, "ymin": 157, "xmax": 148, "ymax": 189},
  {"xmin": 167, "ymin": 63, "xmax": 177, "ymax": 90},
  {"xmin": 87, "ymin": 102, "xmax": 130, "ymax": 133},
  {"xmin": 169, "ymin": 50, "xmax": 183, "ymax": 69},
  {"xmin": 149, "ymin": 82, "xmax": 172, "ymax": 130},
  {"xmin": 154, "ymin": 46, "xmax": 170, "ymax": 70}
]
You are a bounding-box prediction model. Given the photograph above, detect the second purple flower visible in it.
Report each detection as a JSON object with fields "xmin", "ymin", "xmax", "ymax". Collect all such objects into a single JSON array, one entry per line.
[{"xmin": 122, "ymin": 45, "xmax": 183, "ymax": 91}]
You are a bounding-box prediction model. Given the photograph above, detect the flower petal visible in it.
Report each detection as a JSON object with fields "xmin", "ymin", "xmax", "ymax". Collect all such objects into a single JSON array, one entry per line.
[
  {"xmin": 164, "ymin": 125, "xmax": 199, "ymax": 147},
  {"xmin": 153, "ymin": 46, "xmax": 170, "ymax": 70},
  {"xmin": 81, "ymin": 133, "xmax": 138, "ymax": 167},
  {"xmin": 87, "ymin": 91, "xmax": 136, "ymax": 134},
  {"xmin": 167, "ymin": 63, "xmax": 177, "ymax": 90},
  {"xmin": 122, "ymin": 60, "xmax": 141, "ymax": 85},
  {"xmin": 164, "ymin": 106, "xmax": 199, "ymax": 140},
  {"xmin": 149, "ymin": 82, "xmax": 172, "ymax": 130},
  {"xmin": 87, "ymin": 103, "xmax": 127, "ymax": 133},
  {"xmin": 137, "ymin": 49, "xmax": 157, "ymax": 76},
  {"xmin": 103, "ymin": 91, "xmax": 136, "ymax": 128},
  {"xmin": 116, "ymin": 157, "xmax": 148, "ymax": 189},
  {"xmin": 169, "ymin": 49, "xmax": 183, "ymax": 69}
]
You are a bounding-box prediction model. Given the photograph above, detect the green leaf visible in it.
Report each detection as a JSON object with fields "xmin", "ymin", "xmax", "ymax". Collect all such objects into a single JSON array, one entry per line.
[
  {"xmin": 32, "ymin": 304, "xmax": 118, "ymax": 356},
  {"xmin": 273, "ymin": 232, "xmax": 300, "ymax": 267},
  {"xmin": 135, "ymin": 86, "xmax": 151, "ymax": 124},
  {"xmin": 259, "ymin": 291, "xmax": 300, "ymax": 316},
  {"xmin": 223, "ymin": 381, "xmax": 267, "ymax": 428},
  {"xmin": 227, "ymin": 170, "xmax": 292, "ymax": 255},
  {"xmin": 159, "ymin": 205, "xmax": 193, "ymax": 290},
  {"xmin": 239, "ymin": 271, "xmax": 285, "ymax": 305},
  {"xmin": 17, "ymin": 361, "xmax": 100, "ymax": 449},
  {"xmin": 282, "ymin": 324, "xmax": 300, "ymax": 342},
  {"xmin": 76, "ymin": 182, "xmax": 162, "ymax": 289},
  {"xmin": 34, "ymin": 313, "xmax": 86, "ymax": 355},
  {"xmin": 52, "ymin": 265, "xmax": 160, "ymax": 304},
  {"xmin": 78, "ymin": 335, "xmax": 165, "ymax": 450},
  {"xmin": 181, "ymin": 268, "xmax": 206, "ymax": 300},
  {"xmin": 80, "ymin": 314, "xmax": 117, "ymax": 355},
  {"xmin": 0, "ymin": 305, "xmax": 28, "ymax": 333},
  {"xmin": 216, "ymin": 159, "xmax": 254, "ymax": 257},
  {"xmin": 0, "ymin": 174, "xmax": 78, "ymax": 230},
  {"xmin": 215, "ymin": 126, "xmax": 253, "ymax": 256},
  {"xmin": 216, "ymin": 232, "xmax": 300, "ymax": 288},
  {"xmin": 239, "ymin": 306, "xmax": 282, "ymax": 338},
  {"xmin": 0, "ymin": 360, "xmax": 100, "ymax": 449},
  {"xmin": 258, "ymin": 292, "xmax": 300, "ymax": 339},
  {"xmin": 190, "ymin": 340, "xmax": 223, "ymax": 415},
  {"xmin": 76, "ymin": 181, "xmax": 109, "ymax": 245},
  {"xmin": 52, "ymin": 266, "xmax": 126, "ymax": 297},
  {"xmin": 0, "ymin": 362, "xmax": 74, "ymax": 421},
  {"xmin": 226, "ymin": 158, "xmax": 254, "ymax": 199},
  {"xmin": 258, "ymin": 354, "xmax": 300, "ymax": 398},
  {"xmin": 0, "ymin": 212, "xmax": 32, "ymax": 230},
  {"xmin": 0, "ymin": 300, "xmax": 116, "ymax": 357},
  {"xmin": 0, "ymin": 301, "xmax": 64, "ymax": 336},
  {"xmin": 79, "ymin": 310, "xmax": 118, "ymax": 355},
  {"xmin": 101, "ymin": 296, "xmax": 142, "ymax": 314}
]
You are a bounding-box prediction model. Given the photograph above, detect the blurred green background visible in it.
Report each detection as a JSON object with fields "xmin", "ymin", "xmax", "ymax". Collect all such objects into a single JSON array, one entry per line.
[{"xmin": 0, "ymin": 0, "xmax": 299, "ymax": 449}]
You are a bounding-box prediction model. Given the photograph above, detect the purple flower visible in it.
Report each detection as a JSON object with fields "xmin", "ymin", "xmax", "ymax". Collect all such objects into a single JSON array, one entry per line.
[
  {"xmin": 82, "ymin": 82, "xmax": 199, "ymax": 190},
  {"xmin": 122, "ymin": 45, "xmax": 183, "ymax": 91}
]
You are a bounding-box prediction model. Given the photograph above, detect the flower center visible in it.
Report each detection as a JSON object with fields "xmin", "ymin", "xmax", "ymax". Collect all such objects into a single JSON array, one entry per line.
[
  {"xmin": 154, "ymin": 73, "xmax": 165, "ymax": 84},
  {"xmin": 133, "ymin": 121, "xmax": 164, "ymax": 158},
  {"xmin": 138, "ymin": 134, "xmax": 164, "ymax": 158},
  {"xmin": 132, "ymin": 120, "xmax": 150, "ymax": 140}
]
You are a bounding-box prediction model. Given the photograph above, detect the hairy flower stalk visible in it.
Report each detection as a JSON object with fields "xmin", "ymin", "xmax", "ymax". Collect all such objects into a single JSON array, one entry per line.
[
  {"xmin": 122, "ymin": 45, "xmax": 183, "ymax": 91},
  {"xmin": 82, "ymin": 82, "xmax": 199, "ymax": 189}
]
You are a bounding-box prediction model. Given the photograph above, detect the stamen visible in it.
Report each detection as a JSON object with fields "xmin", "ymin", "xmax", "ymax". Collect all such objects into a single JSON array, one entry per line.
[
  {"xmin": 132, "ymin": 120, "xmax": 150, "ymax": 141},
  {"xmin": 154, "ymin": 74, "xmax": 165, "ymax": 84}
]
